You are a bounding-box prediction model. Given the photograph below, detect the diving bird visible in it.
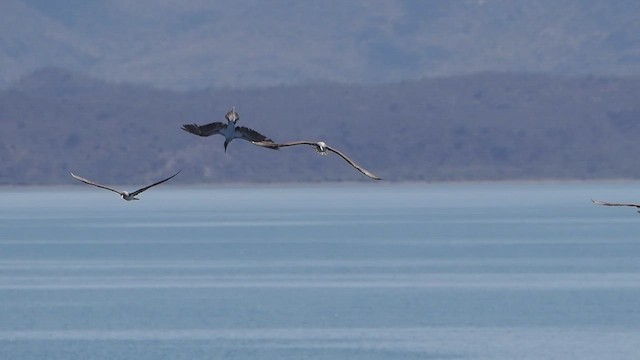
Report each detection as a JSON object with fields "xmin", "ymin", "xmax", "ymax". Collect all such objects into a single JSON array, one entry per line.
[
  {"xmin": 592, "ymin": 199, "xmax": 640, "ymax": 212},
  {"xmin": 181, "ymin": 107, "xmax": 275, "ymax": 152},
  {"xmin": 70, "ymin": 170, "xmax": 181, "ymax": 201},
  {"xmin": 254, "ymin": 141, "xmax": 382, "ymax": 180}
]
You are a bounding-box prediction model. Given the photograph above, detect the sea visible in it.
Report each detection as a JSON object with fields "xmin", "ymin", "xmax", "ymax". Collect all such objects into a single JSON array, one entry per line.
[{"xmin": 1, "ymin": 182, "xmax": 639, "ymax": 359}]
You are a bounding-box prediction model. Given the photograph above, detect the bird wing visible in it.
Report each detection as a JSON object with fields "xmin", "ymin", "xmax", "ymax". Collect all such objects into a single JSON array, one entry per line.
[
  {"xmin": 130, "ymin": 170, "xmax": 182, "ymax": 197},
  {"xmin": 324, "ymin": 144, "xmax": 382, "ymax": 180},
  {"xmin": 181, "ymin": 122, "xmax": 226, "ymax": 137},
  {"xmin": 591, "ymin": 199, "xmax": 640, "ymax": 208},
  {"xmin": 280, "ymin": 141, "xmax": 316, "ymax": 147},
  {"xmin": 70, "ymin": 172, "xmax": 124, "ymax": 195},
  {"xmin": 252, "ymin": 140, "xmax": 315, "ymax": 149},
  {"xmin": 235, "ymin": 126, "xmax": 275, "ymax": 143}
]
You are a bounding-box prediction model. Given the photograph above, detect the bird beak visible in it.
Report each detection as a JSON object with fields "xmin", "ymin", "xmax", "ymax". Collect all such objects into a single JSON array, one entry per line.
[{"xmin": 224, "ymin": 141, "xmax": 228, "ymax": 152}]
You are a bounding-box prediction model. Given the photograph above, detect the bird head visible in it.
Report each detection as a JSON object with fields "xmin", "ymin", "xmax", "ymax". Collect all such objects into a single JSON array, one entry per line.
[
  {"xmin": 225, "ymin": 106, "xmax": 239, "ymax": 123},
  {"xmin": 315, "ymin": 141, "xmax": 328, "ymax": 154}
]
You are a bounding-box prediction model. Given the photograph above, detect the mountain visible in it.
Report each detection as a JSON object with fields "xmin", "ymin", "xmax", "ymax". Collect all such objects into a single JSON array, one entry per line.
[
  {"xmin": 1, "ymin": 1, "xmax": 640, "ymax": 90},
  {"xmin": 1, "ymin": 68, "xmax": 640, "ymax": 185}
]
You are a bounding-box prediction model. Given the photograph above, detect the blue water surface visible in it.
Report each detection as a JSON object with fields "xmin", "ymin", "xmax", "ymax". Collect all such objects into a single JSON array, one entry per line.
[{"xmin": 1, "ymin": 182, "xmax": 639, "ymax": 359}]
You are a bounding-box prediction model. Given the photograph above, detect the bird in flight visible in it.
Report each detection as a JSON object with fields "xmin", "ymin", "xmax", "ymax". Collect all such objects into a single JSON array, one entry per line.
[
  {"xmin": 254, "ymin": 140, "xmax": 382, "ymax": 180},
  {"xmin": 181, "ymin": 107, "xmax": 276, "ymax": 152},
  {"xmin": 70, "ymin": 170, "xmax": 181, "ymax": 201},
  {"xmin": 591, "ymin": 199, "xmax": 640, "ymax": 212}
]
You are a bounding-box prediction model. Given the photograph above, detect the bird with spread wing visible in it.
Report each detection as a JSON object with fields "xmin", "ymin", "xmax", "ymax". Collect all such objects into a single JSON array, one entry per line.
[
  {"xmin": 70, "ymin": 170, "xmax": 181, "ymax": 201},
  {"xmin": 254, "ymin": 140, "xmax": 381, "ymax": 180},
  {"xmin": 181, "ymin": 107, "xmax": 276, "ymax": 152}
]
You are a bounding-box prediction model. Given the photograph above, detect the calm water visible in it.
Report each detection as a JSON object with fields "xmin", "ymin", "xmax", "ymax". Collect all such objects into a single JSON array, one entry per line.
[{"xmin": 1, "ymin": 182, "xmax": 639, "ymax": 359}]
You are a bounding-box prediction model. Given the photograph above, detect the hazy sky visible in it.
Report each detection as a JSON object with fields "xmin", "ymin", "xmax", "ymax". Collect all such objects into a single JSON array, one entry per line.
[{"xmin": 2, "ymin": 0, "xmax": 639, "ymax": 89}]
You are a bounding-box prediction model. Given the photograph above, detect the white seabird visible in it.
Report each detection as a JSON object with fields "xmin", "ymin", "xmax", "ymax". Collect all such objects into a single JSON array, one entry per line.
[
  {"xmin": 181, "ymin": 107, "xmax": 275, "ymax": 152},
  {"xmin": 591, "ymin": 199, "xmax": 640, "ymax": 212},
  {"xmin": 254, "ymin": 140, "xmax": 382, "ymax": 180},
  {"xmin": 70, "ymin": 170, "xmax": 181, "ymax": 201}
]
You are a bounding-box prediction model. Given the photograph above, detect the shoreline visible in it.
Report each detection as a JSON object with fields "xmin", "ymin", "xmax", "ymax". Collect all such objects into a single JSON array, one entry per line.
[{"xmin": 2, "ymin": 178, "xmax": 640, "ymax": 190}]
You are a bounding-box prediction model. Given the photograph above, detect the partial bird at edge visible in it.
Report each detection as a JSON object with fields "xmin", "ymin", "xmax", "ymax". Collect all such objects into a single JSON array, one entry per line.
[
  {"xmin": 254, "ymin": 140, "xmax": 382, "ymax": 180},
  {"xmin": 70, "ymin": 170, "xmax": 181, "ymax": 201},
  {"xmin": 591, "ymin": 198, "xmax": 640, "ymax": 211}
]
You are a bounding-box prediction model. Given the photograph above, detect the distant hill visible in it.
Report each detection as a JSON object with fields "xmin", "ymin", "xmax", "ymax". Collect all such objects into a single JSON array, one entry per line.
[
  {"xmin": 1, "ymin": 0, "xmax": 640, "ymax": 89},
  {"xmin": 1, "ymin": 68, "xmax": 640, "ymax": 185}
]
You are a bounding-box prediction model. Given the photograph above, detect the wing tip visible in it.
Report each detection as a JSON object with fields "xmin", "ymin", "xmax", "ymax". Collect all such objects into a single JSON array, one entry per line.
[
  {"xmin": 363, "ymin": 171, "xmax": 382, "ymax": 180},
  {"xmin": 181, "ymin": 124, "xmax": 200, "ymax": 135}
]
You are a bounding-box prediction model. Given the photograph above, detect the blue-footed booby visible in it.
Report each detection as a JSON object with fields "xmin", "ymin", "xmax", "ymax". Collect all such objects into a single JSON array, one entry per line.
[{"xmin": 181, "ymin": 107, "xmax": 275, "ymax": 152}]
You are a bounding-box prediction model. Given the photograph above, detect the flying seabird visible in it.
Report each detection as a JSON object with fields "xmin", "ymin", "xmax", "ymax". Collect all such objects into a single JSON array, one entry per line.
[
  {"xmin": 591, "ymin": 199, "xmax": 640, "ymax": 212},
  {"xmin": 181, "ymin": 107, "xmax": 275, "ymax": 152},
  {"xmin": 70, "ymin": 170, "xmax": 181, "ymax": 201},
  {"xmin": 254, "ymin": 140, "xmax": 382, "ymax": 180}
]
